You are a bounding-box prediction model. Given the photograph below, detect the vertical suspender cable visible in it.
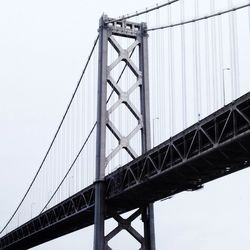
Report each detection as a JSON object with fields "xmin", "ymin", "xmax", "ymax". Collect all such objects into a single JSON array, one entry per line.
[
  {"xmin": 233, "ymin": 11, "xmax": 240, "ymax": 97},
  {"xmin": 80, "ymin": 79, "xmax": 83, "ymax": 189},
  {"xmin": 168, "ymin": 4, "xmax": 174, "ymax": 136},
  {"xmin": 72, "ymin": 92, "xmax": 75, "ymax": 195},
  {"xmin": 181, "ymin": 0, "xmax": 187, "ymax": 129},
  {"xmin": 192, "ymin": 3, "xmax": 197, "ymax": 120},
  {"xmin": 153, "ymin": 11, "xmax": 157, "ymax": 143},
  {"xmin": 228, "ymin": 0, "xmax": 235, "ymax": 100},
  {"xmin": 197, "ymin": 1, "xmax": 201, "ymax": 120},
  {"xmin": 57, "ymin": 138, "xmax": 59, "ymax": 203},
  {"xmin": 63, "ymin": 126, "xmax": 65, "ymax": 199},
  {"xmin": 57, "ymin": 122, "xmax": 61, "ymax": 202},
  {"xmin": 118, "ymin": 40, "xmax": 122, "ymax": 168},
  {"xmin": 210, "ymin": 0, "xmax": 218, "ymax": 110},
  {"xmin": 76, "ymin": 91, "xmax": 80, "ymax": 192},
  {"xmin": 114, "ymin": 38, "xmax": 117, "ymax": 172},
  {"xmin": 67, "ymin": 112, "xmax": 70, "ymax": 197},
  {"xmin": 49, "ymin": 149, "xmax": 52, "ymax": 206},
  {"xmin": 59, "ymin": 129, "xmax": 62, "ymax": 201},
  {"xmin": 54, "ymin": 129, "xmax": 57, "ymax": 203},
  {"xmin": 248, "ymin": 0, "xmax": 250, "ymax": 33},
  {"xmin": 193, "ymin": 0, "xmax": 201, "ymax": 120},
  {"xmin": 218, "ymin": 15, "xmax": 224, "ymax": 106},
  {"xmin": 71, "ymin": 99, "xmax": 75, "ymax": 196},
  {"xmin": 53, "ymin": 140, "xmax": 57, "ymax": 204},
  {"xmin": 159, "ymin": 9, "xmax": 164, "ymax": 143},
  {"xmin": 76, "ymin": 86, "xmax": 79, "ymax": 192},
  {"xmin": 205, "ymin": 19, "xmax": 211, "ymax": 114},
  {"xmin": 228, "ymin": 0, "xmax": 240, "ymax": 100},
  {"xmin": 163, "ymin": 16, "xmax": 167, "ymax": 140},
  {"xmin": 156, "ymin": 7, "xmax": 160, "ymax": 144},
  {"xmin": 152, "ymin": 17, "xmax": 156, "ymax": 138}
]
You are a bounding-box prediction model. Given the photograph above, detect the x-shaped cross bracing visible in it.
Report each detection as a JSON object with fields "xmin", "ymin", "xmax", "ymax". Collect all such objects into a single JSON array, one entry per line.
[
  {"xmin": 105, "ymin": 35, "xmax": 143, "ymax": 167},
  {"xmin": 105, "ymin": 208, "xmax": 146, "ymax": 250}
]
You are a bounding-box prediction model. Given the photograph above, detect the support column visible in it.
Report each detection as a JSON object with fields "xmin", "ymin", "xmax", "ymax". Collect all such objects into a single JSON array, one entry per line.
[
  {"xmin": 94, "ymin": 15, "xmax": 108, "ymax": 250},
  {"xmin": 140, "ymin": 22, "xmax": 155, "ymax": 250},
  {"xmin": 142, "ymin": 205, "xmax": 155, "ymax": 250}
]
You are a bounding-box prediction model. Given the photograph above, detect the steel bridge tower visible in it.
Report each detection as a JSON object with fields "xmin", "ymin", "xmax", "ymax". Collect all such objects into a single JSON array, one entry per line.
[{"xmin": 94, "ymin": 15, "xmax": 155, "ymax": 250}]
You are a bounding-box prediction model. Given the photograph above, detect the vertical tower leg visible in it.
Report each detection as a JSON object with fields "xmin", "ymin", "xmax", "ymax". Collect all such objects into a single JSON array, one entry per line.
[
  {"xmin": 143, "ymin": 205, "xmax": 155, "ymax": 250},
  {"xmin": 94, "ymin": 15, "xmax": 109, "ymax": 250},
  {"xmin": 140, "ymin": 21, "xmax": 156, "ymax": 250},
  {"xmin": 94, "ymin": 181, "xmax": 105, "ymax": 250}
]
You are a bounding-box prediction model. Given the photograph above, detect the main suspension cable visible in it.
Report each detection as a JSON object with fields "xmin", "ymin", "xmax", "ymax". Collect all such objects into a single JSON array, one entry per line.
[
  {"xmin": 147, "ymin": 3, "xmax": 250, "ymax": 32},
  {"xmin": 105, "ymin": 0, "xmax": 180, "ymax": 24},
  {"xmin": 0, "ymin": 35, "xmax": 99, "ymax": 234}
]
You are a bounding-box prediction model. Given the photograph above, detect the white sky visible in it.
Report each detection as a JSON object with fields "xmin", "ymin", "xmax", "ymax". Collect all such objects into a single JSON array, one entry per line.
[{"xmin": 0, "ymin": 0, "xmax": 250, "ymax": 249}]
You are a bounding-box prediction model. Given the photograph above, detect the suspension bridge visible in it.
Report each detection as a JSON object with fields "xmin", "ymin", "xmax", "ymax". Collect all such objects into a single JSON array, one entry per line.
[{"xmin": 0, "ymin": 0, "xmax": 250, "ymax": 249}]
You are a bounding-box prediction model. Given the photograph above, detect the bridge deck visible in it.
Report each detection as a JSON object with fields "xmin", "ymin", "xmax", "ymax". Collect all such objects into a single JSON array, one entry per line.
[{"xmin": 1, "ymin": 92, "xmax": 250, "ymax": 250}]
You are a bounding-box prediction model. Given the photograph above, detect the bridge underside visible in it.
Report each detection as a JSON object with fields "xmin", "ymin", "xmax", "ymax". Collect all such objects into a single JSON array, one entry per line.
[{"xmin": 1, "ymin": 92, "xmax": 250, "ymax": 250}]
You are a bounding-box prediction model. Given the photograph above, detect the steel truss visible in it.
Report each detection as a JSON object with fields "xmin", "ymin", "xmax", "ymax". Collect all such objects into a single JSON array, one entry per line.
[
  {"xmin": 106, "ymin": 92, "xmax": 250, "ymax": 205},
  {"xmin": 1, "ymin": 92, "xmax": 250, "ymax": 250}
]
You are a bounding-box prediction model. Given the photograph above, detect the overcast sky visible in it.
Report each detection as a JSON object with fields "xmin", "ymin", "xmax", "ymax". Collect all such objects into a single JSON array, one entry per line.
[{"xmin": 0, "ymin": 0, "xmax": 250, "ymax": 249}]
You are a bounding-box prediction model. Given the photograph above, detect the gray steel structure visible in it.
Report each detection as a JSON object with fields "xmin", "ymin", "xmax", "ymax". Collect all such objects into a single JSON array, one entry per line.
[
  {"xmin": 94, "ymin": 15, "xmax": 155, "ymax": 250},
  {"xmin": 0, "ymin": 91, "xmax": 250, "ymax": 250},
  {"xmin": 1, "ymin": 12, "xmax": 250, "ymax": 250}
]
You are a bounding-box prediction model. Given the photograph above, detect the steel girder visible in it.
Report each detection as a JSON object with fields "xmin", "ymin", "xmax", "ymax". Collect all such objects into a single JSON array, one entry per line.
[
  {"xmin": 0, "ymin": 185, "xmax": 95, "ymax": 250},
  {"xmin": 106, "ymin": 91, "xmax": 250, "ymax": 208},
  {"xmin": 1, "ymin": 92, "xmax": 250, "ymax": 250}
]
